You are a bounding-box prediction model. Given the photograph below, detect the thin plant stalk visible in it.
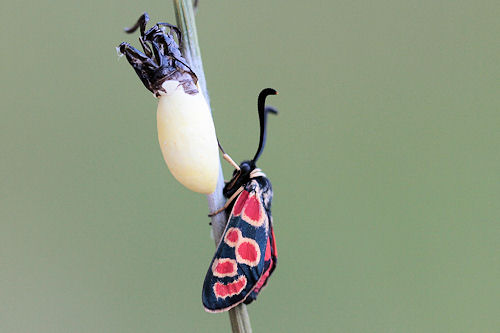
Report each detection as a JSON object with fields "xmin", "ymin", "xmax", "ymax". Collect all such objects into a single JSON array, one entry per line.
[{"xmin": 172, "ymin": 1, "xmax": 252, "ymax": 332}]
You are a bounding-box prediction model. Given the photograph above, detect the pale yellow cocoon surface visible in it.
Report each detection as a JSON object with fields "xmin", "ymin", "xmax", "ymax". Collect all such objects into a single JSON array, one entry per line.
[{"xmin": 156, "ymin": 81, "xmax": 219, "ymax": 194}]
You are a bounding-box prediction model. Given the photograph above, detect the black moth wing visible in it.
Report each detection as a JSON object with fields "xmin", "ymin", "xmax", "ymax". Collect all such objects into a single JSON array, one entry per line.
[{"xmin": 202, "ymin": 176, "xmax": 276, "ymax": 312}]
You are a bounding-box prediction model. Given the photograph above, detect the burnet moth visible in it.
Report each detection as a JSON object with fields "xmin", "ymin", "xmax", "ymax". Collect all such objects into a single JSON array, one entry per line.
[{"xmin": 202, "ymin": 88, "xmax": 279, "ymax": 313}]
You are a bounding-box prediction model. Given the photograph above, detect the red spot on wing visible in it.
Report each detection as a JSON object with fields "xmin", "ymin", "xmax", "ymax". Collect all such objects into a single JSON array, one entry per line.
[
  {"xmin": 226, "ymin": 229, "xmax": 239, "ymax": 243},
  {"xmin": 224, "ymin": 228, "xmax": 241, "ymax": 247},
  {"xmin": 212, "ymin": 258, "xmax": 237, "ymax": 278},
  {"xmin": 240, "ymin": 192, "xmax": 266, "ymax": 227},
  {"xmin": 217, "ymin": 261, "xmax": 234, "ymax": 274},
  {"xmin": 236, "ymin": 238, "xmax": 260, "ymax": 266},
  {"xmin": 213, "ymin": 275, "xmax": 247, "ymax": 299},
  {"xmin": 232, "ymin": 191, "xmax": 249, "ymax": 216},
  {"xmin": 244, "ymin": 195, "xmax": 261, "ymax": 221},
  {"xmin": 238, "ymin": 241, "xmax": 258, "ymax": 262}
]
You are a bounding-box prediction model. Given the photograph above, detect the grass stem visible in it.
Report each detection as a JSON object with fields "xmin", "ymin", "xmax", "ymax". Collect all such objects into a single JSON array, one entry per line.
[{"xmin": 172, "ymin": 1, "xmax": 252, "ymax": 332}]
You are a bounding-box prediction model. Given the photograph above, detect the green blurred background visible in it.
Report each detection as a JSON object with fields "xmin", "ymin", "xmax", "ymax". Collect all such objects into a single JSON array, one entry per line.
[{"xmin": 1, "ymin": 0, "xmax": 498, "ymax": 332}]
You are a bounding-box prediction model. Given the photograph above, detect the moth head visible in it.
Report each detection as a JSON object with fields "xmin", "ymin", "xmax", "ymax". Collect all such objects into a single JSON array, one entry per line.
[{"xmin": 222, "ymin": 88, "xmax": 278, "ymax": 197}]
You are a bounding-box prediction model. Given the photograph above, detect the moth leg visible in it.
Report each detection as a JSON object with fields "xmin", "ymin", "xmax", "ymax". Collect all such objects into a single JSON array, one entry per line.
[
  {"xmin": 208, "ymin": 187, "xmax": 245, "ymax": 217},
  {"xmin": 208, "ymin": 206, "xmax": 226, "ymax": 218}
]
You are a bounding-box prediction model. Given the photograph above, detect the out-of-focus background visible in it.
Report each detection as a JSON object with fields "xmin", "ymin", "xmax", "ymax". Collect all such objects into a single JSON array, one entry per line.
[{"xmin": 1, "ymin": 0, "xmax": 498, "ymax": 332}]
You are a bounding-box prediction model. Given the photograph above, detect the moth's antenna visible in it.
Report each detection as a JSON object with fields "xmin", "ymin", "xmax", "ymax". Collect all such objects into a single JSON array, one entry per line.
[
  {"xmin": 217, "ymin": 140, "xmax": 240, "ymax": 171},
  {"xmin": 252, "ymin": 88, "xmax": 278, "ymax": 164}
]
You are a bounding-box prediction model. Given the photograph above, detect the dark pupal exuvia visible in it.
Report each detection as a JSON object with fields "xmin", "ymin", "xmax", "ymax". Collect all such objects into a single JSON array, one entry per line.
[{"xmin": 118, "ymin": 13, "xmax": 198, "ymax": 97}]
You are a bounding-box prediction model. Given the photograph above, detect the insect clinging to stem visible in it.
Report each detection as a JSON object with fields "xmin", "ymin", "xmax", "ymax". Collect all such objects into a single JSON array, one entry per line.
[
  {"xmin": 202, "ymin": 88, "xmax": 279, "ymax": 313},
  {"xmin": 118, "ymin": 13, "xmax": 219, "ymax": 194}
]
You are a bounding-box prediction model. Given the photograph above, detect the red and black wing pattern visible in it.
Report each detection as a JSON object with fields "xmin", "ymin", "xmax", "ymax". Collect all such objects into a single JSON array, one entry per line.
[{"xmin": 202, "ymin": 176, "xmax": 277, "ymax": 312}]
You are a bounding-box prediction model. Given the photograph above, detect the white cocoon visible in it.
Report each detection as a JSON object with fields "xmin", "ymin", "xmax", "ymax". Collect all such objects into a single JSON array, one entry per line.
[{"xmin": 157, "ymin": 81, "xmax": 219, "ymax": 194}]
